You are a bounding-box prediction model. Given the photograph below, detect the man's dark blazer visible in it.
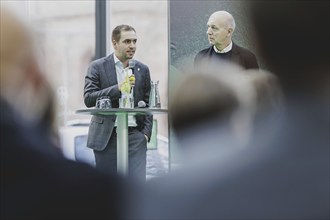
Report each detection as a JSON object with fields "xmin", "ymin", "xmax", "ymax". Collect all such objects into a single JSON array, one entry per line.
[
  {"xmin": 194, "ymin": 42, "xmax": 259, "ymax": 70},
  {"xmin": 84, "ymin": 53, "xmax": 153, "ymax": 151}
]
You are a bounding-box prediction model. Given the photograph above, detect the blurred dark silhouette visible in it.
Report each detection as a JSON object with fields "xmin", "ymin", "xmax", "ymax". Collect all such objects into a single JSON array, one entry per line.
[
  {"xmin": 251, "ymin": 1, "xmax": 329, "ymax": 96},
  {"xmin": 130, "ymin": 1, "xmax": 329, "ymax": 219},
  {"xmin": 0, "ymin": 8, "xmax": 125, "ymax": 219}
]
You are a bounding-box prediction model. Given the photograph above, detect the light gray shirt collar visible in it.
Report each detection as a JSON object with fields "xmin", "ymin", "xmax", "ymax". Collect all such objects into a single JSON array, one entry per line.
[{"xmin": 213, "ymin": 41, "xmax": 233, "ymax": 54}]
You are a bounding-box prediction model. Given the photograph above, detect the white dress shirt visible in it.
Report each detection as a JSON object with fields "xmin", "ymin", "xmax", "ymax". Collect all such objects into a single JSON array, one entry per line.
[{"xmin": 114, "ymin": 55, "xmax": 137, "ymax": 127}]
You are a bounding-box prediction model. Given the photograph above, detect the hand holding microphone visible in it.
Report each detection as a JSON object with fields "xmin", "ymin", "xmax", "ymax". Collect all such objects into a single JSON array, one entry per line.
[
  {"xmin": 128, "ymin": 59, "xmax": 136, "ymax": 87},
  {"xmin": 120, "ymin": 60, "xmax": 136, "ymax": 92},
  {"xmin": 129, "ymin": 75, "xmax": 135, "ymax": 86}
]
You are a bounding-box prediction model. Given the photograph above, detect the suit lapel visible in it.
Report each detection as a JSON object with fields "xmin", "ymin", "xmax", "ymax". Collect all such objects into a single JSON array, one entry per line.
[{"xmin": 103, "ymin": 53, "xmax": 118, "ymax": 86}]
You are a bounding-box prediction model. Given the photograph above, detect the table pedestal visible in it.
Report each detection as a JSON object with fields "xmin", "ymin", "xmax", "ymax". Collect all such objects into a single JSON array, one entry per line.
[{"xmin": 116, "ymin": 113, "xmax": 128, "ymax": 176}]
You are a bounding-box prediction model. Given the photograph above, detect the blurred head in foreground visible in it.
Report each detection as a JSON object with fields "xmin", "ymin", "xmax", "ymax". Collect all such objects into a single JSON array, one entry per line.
[
  {"xmin": 170, "ymin": 68, "xmax": 239, "ymax": 138},
  {"xmin": 169, "ymin": 62, "xmax": 280, "ymax": 163},
  {"xmin": 0, "ymin": 7, "xmax": 56, "ymax": 133}
]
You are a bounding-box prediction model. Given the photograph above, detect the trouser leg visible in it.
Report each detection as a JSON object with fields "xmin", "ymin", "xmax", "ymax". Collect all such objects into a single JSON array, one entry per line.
[
  {"xmin": 93, "ymin": 134, "xmax": 117, "ymax": 176},
  {"xmin": 128, "ymin": 129, "xmax": 147, "ymax": 182}
]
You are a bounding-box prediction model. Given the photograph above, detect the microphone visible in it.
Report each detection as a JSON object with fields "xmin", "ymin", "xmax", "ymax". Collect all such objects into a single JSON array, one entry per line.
[
  {"xmin": 128, "ymin": 60, "xmax": 136, "ymax": 91},
  {"xmin": 138, "ymin": 100, "xmax": 146, "ymax": 108},
  {"xmin": 128, "ymin": 59, "xmax": 135, "ymax": 70}
]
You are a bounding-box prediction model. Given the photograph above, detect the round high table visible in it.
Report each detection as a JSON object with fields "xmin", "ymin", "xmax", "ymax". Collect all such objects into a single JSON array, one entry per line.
[{"xmin": 76, "ymin": 108, "xmax": 168, "ymax": 176}]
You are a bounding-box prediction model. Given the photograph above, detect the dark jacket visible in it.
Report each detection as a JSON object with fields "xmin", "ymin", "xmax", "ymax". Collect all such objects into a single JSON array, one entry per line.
[
  {"xmin": 84, "ymin": 53, "xmax": 153, "ymax": 151},
  {"xmin": 194, "ymin": 42, "xmax": 259, "ymax": 70}
]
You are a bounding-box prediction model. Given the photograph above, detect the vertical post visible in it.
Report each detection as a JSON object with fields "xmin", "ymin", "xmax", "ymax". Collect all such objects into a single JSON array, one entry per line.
[
  {"xmin": 95, "ymin": 0, "xmax": 107, "ymax": 60},
  {"xmin": 167, "ymin": 0, "xmax": 172, "ymax": 173},
  {"xmin": 116, "ymin": 113, "xmax": 129, "ymax": 176}
]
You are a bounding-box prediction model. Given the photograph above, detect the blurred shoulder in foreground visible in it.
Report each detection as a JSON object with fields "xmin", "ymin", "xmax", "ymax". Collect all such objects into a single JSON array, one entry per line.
[{"xmin": 0, "ymin": 7, "xmax": 125, "ymax": 219}]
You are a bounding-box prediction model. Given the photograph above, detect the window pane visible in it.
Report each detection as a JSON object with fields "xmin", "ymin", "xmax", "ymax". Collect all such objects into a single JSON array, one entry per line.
[{"xmin": 28, "ymin": 0, "xmax": 95, "ymax": 125}]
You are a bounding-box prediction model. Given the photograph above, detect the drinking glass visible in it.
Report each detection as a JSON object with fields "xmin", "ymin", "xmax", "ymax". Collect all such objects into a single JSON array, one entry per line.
[{"xmin": 96, "ymin": 96, "xmax": 111, "ymax": 109}]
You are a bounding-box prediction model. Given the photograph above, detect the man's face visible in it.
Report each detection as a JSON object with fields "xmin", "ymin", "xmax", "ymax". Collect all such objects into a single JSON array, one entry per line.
[
  {"xmin": 206, "ymin": 15, "xmax": 230, "ymax": 47},
  {"xmin": 113, "ymin": 30, "xmax": 137, "ymax": 61}
]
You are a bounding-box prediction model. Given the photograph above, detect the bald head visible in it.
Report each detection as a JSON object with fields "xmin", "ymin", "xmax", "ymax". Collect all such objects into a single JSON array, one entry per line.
[
  {"xmin": 207, "ymin": 11, "xmax": 236, "ymax": 51},
  {"xmin": 210, "ymin": 11, "xmax": 236, "ymax": 30}
]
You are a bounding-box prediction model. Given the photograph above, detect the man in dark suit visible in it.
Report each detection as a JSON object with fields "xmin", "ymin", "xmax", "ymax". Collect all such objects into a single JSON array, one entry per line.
[
  {"xmin": 84, "ymin": 25, "xmax": 153, "ymax": 181},
  {"xmin": 194, "ymin": 11, "xmax": 259, "ymax": 70}
]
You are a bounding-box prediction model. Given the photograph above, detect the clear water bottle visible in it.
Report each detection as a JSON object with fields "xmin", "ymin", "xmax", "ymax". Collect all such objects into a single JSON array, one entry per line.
[{"xmin": 149, "ymin": 80, "xmax": 161, "ymax": 109}]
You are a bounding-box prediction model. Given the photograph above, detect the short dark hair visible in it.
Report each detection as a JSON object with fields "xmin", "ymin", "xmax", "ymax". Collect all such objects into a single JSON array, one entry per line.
[{"xmin": 111, "ymin": 25, "xmax": 136, "ymax": 42}]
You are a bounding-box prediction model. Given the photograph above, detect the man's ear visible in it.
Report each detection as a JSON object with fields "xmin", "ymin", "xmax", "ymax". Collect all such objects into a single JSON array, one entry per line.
[
  {"xmin": 112, "ymin": 40, "xmax": 117, "ymax": 48},
  {"xmin": 227, "ymin": 28, "xmax": 233, "ymax": 37}
]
